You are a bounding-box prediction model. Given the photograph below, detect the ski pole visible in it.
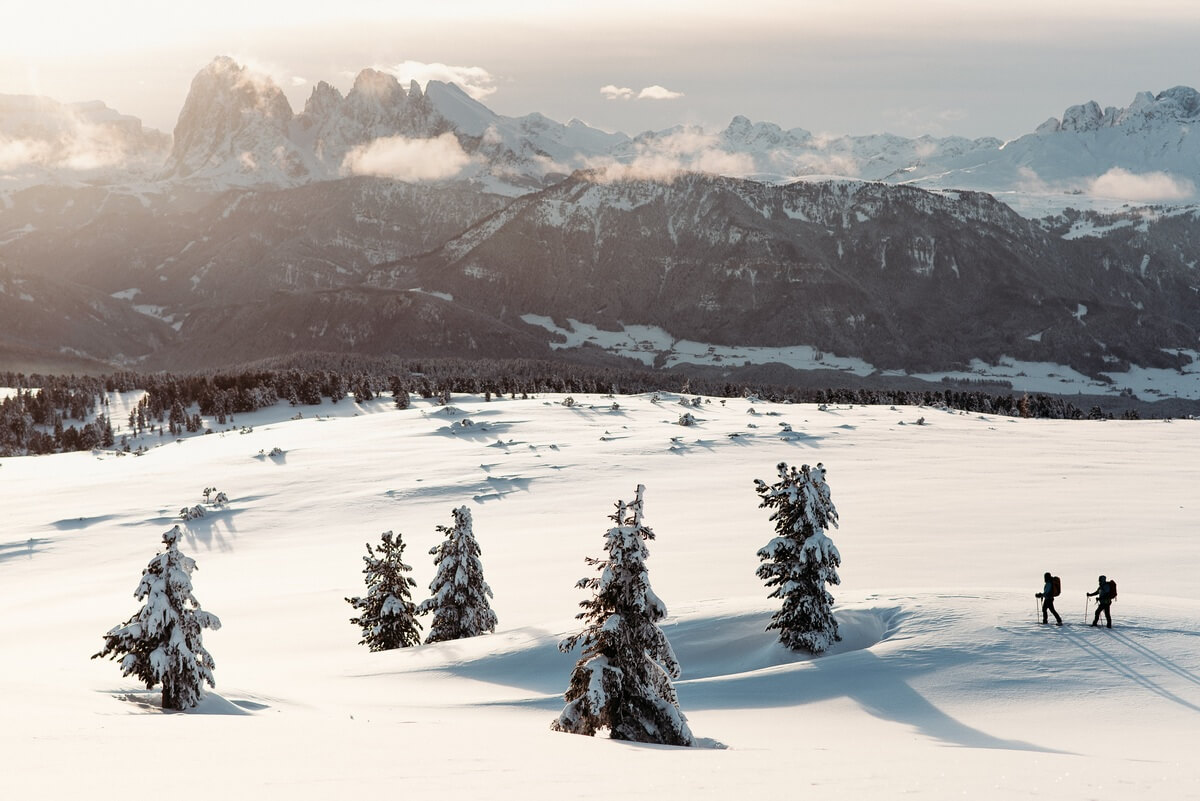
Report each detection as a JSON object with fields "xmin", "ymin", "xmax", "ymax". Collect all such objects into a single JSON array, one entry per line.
[
  {"xmin": 1083, "ymin": 595, "xmax": 1090, "ymax": 624},
  {"xmin": 1035, "ymin": 596, "xmax": 1040, "ymax": 622}
]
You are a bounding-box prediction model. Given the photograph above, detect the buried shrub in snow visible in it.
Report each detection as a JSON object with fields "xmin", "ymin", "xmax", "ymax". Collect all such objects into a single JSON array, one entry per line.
[
  {"xmin": 180, "ymin": 504, "xmax": 206, "ymax": 521},
  {"xmin": 754, "ymin": 461, "xmax": 842, "ymax": 654},
  {"xmin": 91, "ymin": 525, "xmax": 221, "ymax": 710},
  {"xmin": 182, "ymin": 488, "xmax": 229, "ymax": 520},
  {"xmin": 417, "ymin": 506, "xmax": 497, "ymax": 643},
  {"xmin": 346, "ymin": 531, "xmax": 423, "ymax": 651},
  {"xmin": 552, "ymin": 484, "xmax": 695, "ymax": 746}
]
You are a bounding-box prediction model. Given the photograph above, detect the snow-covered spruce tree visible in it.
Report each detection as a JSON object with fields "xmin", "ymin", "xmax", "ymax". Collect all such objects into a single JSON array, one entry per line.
[
  {"xmin": 416, "ymin": 506, "xmax": 497, "ymax": 643},
  {"xmin": 552, "ymin": 485, "xmax": 694, "ymax": 746},
  {"xmin": 754, "ymin": 461, "xmax": 841, "ymax": 653},
  {"xmin": 91, "ymin": 525, "xmax": 221, "ymax": 710},
  {"xmin": 346, "ymin": 530, "xmax": 423, "ymax": 651}
]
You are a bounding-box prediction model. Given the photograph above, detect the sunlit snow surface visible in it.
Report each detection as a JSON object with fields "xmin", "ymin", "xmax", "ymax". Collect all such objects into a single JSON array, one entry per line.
[{"xmin": 2, "ymin": 393, "xmax": 1199, "ymax": 799}]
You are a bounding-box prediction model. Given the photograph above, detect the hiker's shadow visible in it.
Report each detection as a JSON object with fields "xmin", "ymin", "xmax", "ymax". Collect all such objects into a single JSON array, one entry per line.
[{"xmin": 1066, "ymin": 628, "xmax": 1200, "ymax": 710}]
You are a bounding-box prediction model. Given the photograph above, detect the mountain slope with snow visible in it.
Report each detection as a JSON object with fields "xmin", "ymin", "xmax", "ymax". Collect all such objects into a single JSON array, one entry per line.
[
  {"xmin": 373, "ymin": 173, "xmax": 1200, "ymax": 381},
  {"xmin": 7, "ymin": 58, "xmax": 1200, "ymax": 215},
  {"xmin": 158, "ymin": 58, "xmax": 630, "ymax": 190},
  {"xmin": 0, "ymin": 93, "xmax": 169, "ymax": 187},
  {"xmin": 5, "ymin": 59, "xmax": 1200, "ymax": 390},
  {"xmin": 2, "ymin": 391, "xmax": 1197, "ymax": 799}
]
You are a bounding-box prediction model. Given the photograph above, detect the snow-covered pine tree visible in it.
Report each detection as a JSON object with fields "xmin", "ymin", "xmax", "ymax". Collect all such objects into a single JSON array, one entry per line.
[
  {"xmin": 91, "ymin": 525, "xmax": 221, "ymax": 710},
  {"xmin": 416, "ymin": 506, "xmax": 497, "ymax": 643},
  {"xmin": 754, "ymin": 461, "xmax": 841, "ymax": 653},
  {"xmin": 346, "ymin": 530, "xmax": 423, "ymax": 650},
  {"xmin": 551, "ymin": 485, "xmax": 694, "ymax": 746}
]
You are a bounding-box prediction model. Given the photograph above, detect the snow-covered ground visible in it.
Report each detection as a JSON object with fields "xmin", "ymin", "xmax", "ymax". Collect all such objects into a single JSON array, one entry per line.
[
  {"xmin": 2, "ymin": 393, "xmax": 1198, "ymax": 799},
  {"xmin": 520, "ymin": 315, "xmax": 1200, "ymax": 402}
]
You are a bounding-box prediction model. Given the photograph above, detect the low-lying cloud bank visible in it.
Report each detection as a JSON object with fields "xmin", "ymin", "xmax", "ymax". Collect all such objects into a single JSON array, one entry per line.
[
  {"xmin": 341, "ymin": 132, "xmax": 472, "ymax": 181},
  {"xmin": 586, "ymin": 129, "xmax": 752, "ymax": 182},
  {"xmin": 1089, "ymin": 167, "xmax": 1195, "ymax": 201},
  {"xmin": 1016, "ymin": 165, "xmax": 1196, "ymax": 202}
]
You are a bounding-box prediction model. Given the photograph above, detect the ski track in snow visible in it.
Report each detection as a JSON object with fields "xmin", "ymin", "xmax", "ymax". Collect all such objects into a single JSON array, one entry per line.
[{"xmin": 2, "ymin": 392, "xmax": 1199, "ymax": 799}]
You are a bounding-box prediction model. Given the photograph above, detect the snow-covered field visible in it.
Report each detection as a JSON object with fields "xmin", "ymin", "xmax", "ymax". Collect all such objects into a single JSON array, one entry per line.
[
  {"xmin": 519, "ymin": 315, "xmax": 1200, "ymax": 402},
  {"xmin": 3, "ymin": 392, "xmax": 1199, "ymax": 800}
]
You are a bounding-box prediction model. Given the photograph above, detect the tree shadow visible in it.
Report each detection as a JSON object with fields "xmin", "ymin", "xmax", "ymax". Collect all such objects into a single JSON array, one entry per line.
[
  {"xmin": 180, "ymin": 508, "xmax": 241, "ymax": 553},
  {"xmin": 677, "ymin": 647, "xmax": 1059, "ymax": 753},
  {"xmin": 0, "ymin": 537, "xmax": 52, "ymax": 564},
  {"xmin": 472, "ymin": 475, "xmax": 535, "ymax": 504},
  {"xmin": 50, "ymin": 514, "xmax": 119, "ymax": 530},
  {"xmin": 101, "ymin": 689, "xmax": 259, "ymax": 715},
  {"xmin": 385, "ymin": 474, "xmax": 537, "ymax": 505},
  {"xmin": 426, "ymin": 607, "xmax": 1052, "ymax": 753},
  {"xmin": 430, "ymin": 421, "xmax": 517, "ymax": 440},
  {"xmin": 778, "ymin": 431, "xmax": 824, "ymax": 448}
]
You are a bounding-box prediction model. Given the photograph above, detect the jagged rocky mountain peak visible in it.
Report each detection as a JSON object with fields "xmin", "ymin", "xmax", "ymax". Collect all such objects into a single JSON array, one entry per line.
[
  {"xmin": 163, "ymin": 56, "xmax": 303, "ymax": 182},
  {"xmin": 8, "ymin": 57, "xmax": 1200, "ymax": 213},
  {"xmin": 186, "ymin": 56, "xmax": 291, "ymax": 115},
  {"xmin": 349, "ymin": 68, "xmax": 405, "ymax": 100},
  {"xmin": 1155, "ymin": 85, "xmax": 1200, "ymax": 118},
  {"xmin": 304, "ymin": 81, "xmax": 345, "ymax": 116},
  {"xmin": 172, "ymin": 55, "xmax": 295, "ymax": 135},
  {"xmin": 1041, "ymin": 85, "xmax": 1200, "ymax": 134}
]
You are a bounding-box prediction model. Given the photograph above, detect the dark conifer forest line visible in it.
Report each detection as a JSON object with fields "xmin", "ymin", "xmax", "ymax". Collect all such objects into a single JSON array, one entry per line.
[{"xmin": 0, "ymin": 355, "xmax": 1145, "ymax": 457}]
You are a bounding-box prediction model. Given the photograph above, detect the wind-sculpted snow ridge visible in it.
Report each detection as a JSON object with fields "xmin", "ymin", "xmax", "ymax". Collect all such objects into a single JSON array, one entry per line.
[{"xmin": 363, "ymin": 599, "xmax": 898, "ymax": 704}]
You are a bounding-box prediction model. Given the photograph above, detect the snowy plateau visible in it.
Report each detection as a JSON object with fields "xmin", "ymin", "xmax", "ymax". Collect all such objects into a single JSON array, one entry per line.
[{"xmin": 2, "ymin": 390, "xmax": 1199, "ymax": 800}]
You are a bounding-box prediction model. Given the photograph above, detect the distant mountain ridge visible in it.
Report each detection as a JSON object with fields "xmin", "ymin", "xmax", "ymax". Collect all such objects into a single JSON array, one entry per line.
[
  {"xmin": 2, "ymin": 58, "xmax": 1200, "ymax": 399},
  {"xmin": 0, "ymin": 93, "xmax": 169, "ymax": 187},
  {"xmin": 157, "ymin": 56, "xmax": 629, "ymax": 191},
  {"xmin": 3, "ymin": 57, "xmax": 1200, "ymax": 213}
]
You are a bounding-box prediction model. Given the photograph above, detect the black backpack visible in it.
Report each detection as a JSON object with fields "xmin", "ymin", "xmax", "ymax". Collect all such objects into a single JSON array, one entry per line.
[
  {"xmin": 1108, "ymin": 579, "xmax": 1117, "ymax": 600},
  {"xmin": 1051, "ymin": 576, "xmax": 1062, "ymax": 597}
]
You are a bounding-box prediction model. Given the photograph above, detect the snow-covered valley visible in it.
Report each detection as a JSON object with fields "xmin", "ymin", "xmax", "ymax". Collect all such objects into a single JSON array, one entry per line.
[{"xmin": 3, "ymin": 391, "xmax": 1198, "ymax": 799}]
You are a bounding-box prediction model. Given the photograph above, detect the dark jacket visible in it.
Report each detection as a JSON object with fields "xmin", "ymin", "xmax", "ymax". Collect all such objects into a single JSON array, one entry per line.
[{"xmin": 1089, "ymin": 582, "xmax": 1112, "ymax": 604}]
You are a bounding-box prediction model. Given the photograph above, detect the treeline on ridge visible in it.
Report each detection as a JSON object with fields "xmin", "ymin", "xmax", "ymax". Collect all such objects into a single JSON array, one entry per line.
[{"xmin": 0, "ymin": 356, "xmax": 1127, "ymax": 456}]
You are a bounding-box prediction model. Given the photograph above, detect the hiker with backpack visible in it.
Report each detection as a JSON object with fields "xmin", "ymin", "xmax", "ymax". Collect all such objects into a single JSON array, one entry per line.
[
  {"xmin": 1036, "ymin": 572, "xmax": 1063, "ymax": 625},
  {"xmin": 1088, "ymin": 575, "xmax": 1117, "ymax": 628}
]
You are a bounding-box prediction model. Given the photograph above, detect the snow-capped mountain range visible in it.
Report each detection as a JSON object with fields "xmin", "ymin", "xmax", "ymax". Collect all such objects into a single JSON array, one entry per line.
[
  {"xmin": 2, "ymin": 57, "xmax": 1200, "ymax": 407},
  {"xmin": 155, "ymin": 57, "xmax": 631, "ymax": 193},
  {"xmin": 0, "ymin": 93, "xmax": 169, "ymax": 187},
  {"xmin": 3, "ymin": 56, "xmax": 1200, "ymax": 214}
]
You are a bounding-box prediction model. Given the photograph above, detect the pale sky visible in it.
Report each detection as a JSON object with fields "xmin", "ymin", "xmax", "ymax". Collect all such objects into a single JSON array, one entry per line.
[{"xmin": 3, "ymin": 0, "xmax": 1199, "ymax": 140}]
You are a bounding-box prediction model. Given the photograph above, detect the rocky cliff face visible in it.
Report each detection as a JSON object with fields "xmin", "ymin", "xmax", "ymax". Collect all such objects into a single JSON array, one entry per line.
[
  {"xmin": 162, "ymin": 56, "xmax": 308, "ymax": 184},
  {"xmin": 157, "ymin": 58, "xmax": 620, "ymax": 189}
]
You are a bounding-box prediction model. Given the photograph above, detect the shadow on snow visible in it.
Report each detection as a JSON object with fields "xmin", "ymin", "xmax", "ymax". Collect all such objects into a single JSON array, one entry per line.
[
  {"xmin": 0, "ymin": 537, "xmax": 53, "ymax": 563},
  {"xmin": 414, "ymin": 605, "xmax": 1051, "ymax": 752}
]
